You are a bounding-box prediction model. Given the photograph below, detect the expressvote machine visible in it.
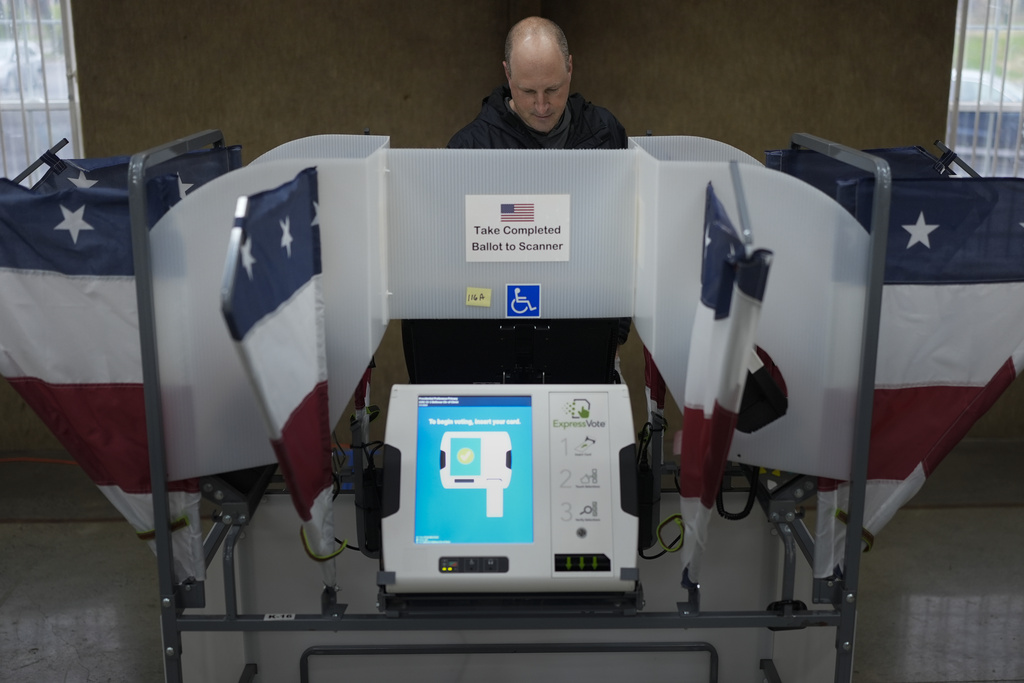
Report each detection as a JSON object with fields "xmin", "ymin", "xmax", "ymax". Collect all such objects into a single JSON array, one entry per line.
[{"xmin": 379, "ymin": 383, "xmax": 639, "ymax": 595}]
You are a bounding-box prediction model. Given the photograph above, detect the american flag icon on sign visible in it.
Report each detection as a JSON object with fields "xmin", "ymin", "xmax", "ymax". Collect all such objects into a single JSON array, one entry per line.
[{"xmin": 501, "ymin": 203, "xmax": 534, "ymax": 222}]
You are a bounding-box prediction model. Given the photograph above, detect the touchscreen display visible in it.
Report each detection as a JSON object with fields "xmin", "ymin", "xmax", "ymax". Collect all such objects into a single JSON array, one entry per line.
[{"xmin": 414, "ymin": 395, "xmax": 533, "ymax": 544}]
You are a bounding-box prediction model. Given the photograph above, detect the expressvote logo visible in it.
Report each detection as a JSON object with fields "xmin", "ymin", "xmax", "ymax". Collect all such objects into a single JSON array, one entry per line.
[
  {"xmin": 553, "ymin": 398, "xmax": 606, "ymax": 429},
  {"xmin": 565, "ymin": 399, "xmax": 591, "ymax": 419}
]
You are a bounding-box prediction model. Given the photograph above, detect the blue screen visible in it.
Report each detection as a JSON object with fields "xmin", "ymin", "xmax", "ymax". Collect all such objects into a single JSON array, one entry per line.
[{"xmin": 414, "ymin": 395, "xmax": 533, "ymax": 544}]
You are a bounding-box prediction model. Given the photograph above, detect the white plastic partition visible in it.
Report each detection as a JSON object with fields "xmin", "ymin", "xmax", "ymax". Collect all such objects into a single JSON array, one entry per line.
[
  {"xmin": 251, "ymin": 134, "xmax": 391, "ymax": 366},
  {"xmin": 723, "ymin": 167, "xmax": 869, "ymax": 480},
  {"xmin": 147, "ymin": 134, "xmax": 869, "ymax": 481},
  {"xmin": 150, "ymin": 137, "xmax": 388, "ymax": 479},
  {"xmin": 251, "ymin": 133, "xmax": 391, "ymax": 164},
  {"xmin": 387, "ymin": 148, "xmax": 636, "ymax": 319},
  {"xmin": 631, "ymin": 135, "xmax": 762, "ymax": 166},
  {"xmin": 631, "ymin": 136, "xmax": 763, "ymax": 399},
  {"xmin": 632, "ymin": 138, "xmax": 870, "ymax": 480}
]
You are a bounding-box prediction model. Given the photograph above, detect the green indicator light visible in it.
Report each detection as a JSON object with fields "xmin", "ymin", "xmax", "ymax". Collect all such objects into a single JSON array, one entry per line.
[
  {"xmin": 578, "ymin": 556, "xmax": 585, "ymax": 569},
  {"xmin": 565, "ymin": 556, "xmax": 572, "ymax": 570},
  {"xmin": 591, "ymin": 556, "xmax": 598, "ymax": 570}
]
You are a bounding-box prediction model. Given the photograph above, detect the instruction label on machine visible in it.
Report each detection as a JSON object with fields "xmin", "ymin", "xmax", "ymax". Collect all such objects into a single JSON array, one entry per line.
[
  {"xmin": 465, "ymin": 194, "xmax": 570, "ymax": 262},
  {"xmin": 548, "ymin": 391, "xmax": 613, "ymax": 575}
]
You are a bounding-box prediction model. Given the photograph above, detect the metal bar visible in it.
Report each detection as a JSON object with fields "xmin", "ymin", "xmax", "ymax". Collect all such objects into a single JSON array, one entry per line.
[
  {"xmin": 222, "ymin": 524, "xmax": 242, "ymax": 619},
  {"xmin": 9, "ymin": 4, "xmax": 31, "ymax": 172},
  {"xmin": 948, "ymin": 0, "xmax": 969, "ymax": 153},
  {"xmin": 760, "ymin": 658, "xmax": 783, "ymax": 683},
  {"xmin": 776, "ymin": 523, "xmax": 797, "ymax": 604},
  {"xmin": 753, "ymin": 471, "xmax": 816, "ymax": 576},
  {"xmin": 203, "ymin": 520, "xmax": 231, "ymax": 570},
  {"xmin": 994, "ymin": 0, "xmax": 1015, "ymax": 176},
  {"xmin": 236, "ymin": 663, "xmax": 257, "ymax": 683},
  {"xmin": 650, "ymin": 409, "xmax": 666, "ymax": 540},
  {"xmin": 173, "ymin": 609, "xmax": 843, "ymax": 633},
  {"xmin": 1015, "ymin": 23, "xmax": 1024, "ymax": 177},
  {"xmin": 972, "ymin": 0, "xmax": 994, "ymax": 170},
  {"xmin": 933, "ymin": 139, "xmax": 982, "ymax": 178},
  {"xmin": 11, "ymin": 136, "xmax": 67, "ymax": 185},
  {"xmin": 790, "ymin": 516, "xmax": 816, "ymax": 569},
  {"xmin": 300, "ymin": 641, "xmax": 719, "ymax": 683},
  {"xmin": 789, "ymin": 133, "xmax": 891, "ymax": 683},
  {"xmin": 0, "ymin": 88, "xmax": 6, "ymax": 177},
  {"xmin": 31, "ymin": 3, "xmax": 53, "ymax": 149},
  {"xmin": 60, "ymin": 0, "xmax": 84, "ymax": 156},
  {"xmin": 127, "ymin": 129, "xmax": 226, "ymax": 683},
  {"xmin": 729, "ymin": 159, "xmax": 754, "ymax": 245}
]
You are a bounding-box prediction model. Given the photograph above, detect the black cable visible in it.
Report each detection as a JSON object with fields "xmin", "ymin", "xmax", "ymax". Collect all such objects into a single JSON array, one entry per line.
[
  {"xmin": 715, "ymin": 463, "xmax": 758, "ymax": 521},
  {"xmin": 334, "ymin": 537, "xmax": 360, "ymax": 552},
  {"xmin": 638, "ymin": 535, "xmax": 681, "ymax": 561},
  {"xmin": 636, "ymin": 422, "xmax": 657, "ymax": 552},
  {"xmin": 636, "ymin": 422, "xmax": 652, "ymax": 464},
  {"xmin": 329, "ymin": 429, "xmax": 351, "ymax": 500}
]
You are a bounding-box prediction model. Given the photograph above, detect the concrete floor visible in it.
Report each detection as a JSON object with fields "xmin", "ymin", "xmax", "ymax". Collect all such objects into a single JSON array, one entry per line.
[{"xmin": 1, "ymin": 438, "xmax": 1022, "ymax": 683}]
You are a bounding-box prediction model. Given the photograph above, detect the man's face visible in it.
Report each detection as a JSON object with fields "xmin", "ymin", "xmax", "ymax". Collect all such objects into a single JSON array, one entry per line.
[{"xmin": 504, "ymin": 44, "xmax": 572, "ymax": 134}]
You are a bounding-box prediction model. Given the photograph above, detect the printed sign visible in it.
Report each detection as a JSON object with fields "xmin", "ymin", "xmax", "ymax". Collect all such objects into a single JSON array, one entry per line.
[{"xmin": 465, "ymin": 194, "xmax": 571, "ymax": 262}]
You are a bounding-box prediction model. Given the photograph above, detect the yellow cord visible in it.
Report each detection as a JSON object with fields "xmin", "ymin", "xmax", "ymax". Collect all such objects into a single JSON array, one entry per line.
[
  {"xmin": 299, "ymin": 526, "xmax": 347, "ymax": 561},
  {"xmin": 136, "ymin": 515, "xmax": 189, "ymax": 541},
  {"xmin": 656, "ymin": 513, "xmax": 685, "ymax": 553}
]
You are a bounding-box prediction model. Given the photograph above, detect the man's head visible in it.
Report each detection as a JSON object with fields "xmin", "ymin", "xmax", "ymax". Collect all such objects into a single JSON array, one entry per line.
[{"xmin": 503, "ymin": 17, "xmax": 572, "ymax": 133}]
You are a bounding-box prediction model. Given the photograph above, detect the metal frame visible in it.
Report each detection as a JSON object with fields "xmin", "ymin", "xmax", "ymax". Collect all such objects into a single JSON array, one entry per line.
[
  {"xmin": 298, "ymin": 642, "xmax": 720, "ymax": 683},
  {"xmin": 129, "ymin": 131, "xmax": 889, "ymax": 683},
  {"xmin": 788, "ymin": 133, "xmax": 891, "ymax": 681},
  {"xmin": 128, "ymin": 128, "xmax": 229, "ymax": 681}
]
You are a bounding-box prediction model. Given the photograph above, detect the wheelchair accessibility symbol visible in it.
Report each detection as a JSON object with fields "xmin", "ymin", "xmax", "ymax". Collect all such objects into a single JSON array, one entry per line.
[{"xmin": 506, "ymin": 284, "xmax": 541, "ymax": 318}]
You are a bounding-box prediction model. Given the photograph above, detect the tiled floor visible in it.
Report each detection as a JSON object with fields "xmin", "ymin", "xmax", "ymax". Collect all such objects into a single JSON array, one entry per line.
[{"xmin": 1, "ymin": 438, "xmax": 1022, "ymax": 682}]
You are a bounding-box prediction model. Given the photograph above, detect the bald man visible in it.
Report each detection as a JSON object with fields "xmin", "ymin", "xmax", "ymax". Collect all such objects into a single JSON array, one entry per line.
[{"xmin": 447, "ymin": 17, "xmax": 627, "ymax": 150}]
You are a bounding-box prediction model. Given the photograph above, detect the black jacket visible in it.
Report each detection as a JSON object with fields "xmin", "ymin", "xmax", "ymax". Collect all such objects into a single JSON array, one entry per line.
[{"xmin": 447, "ymin": 86, "xmax": 627, "ymax": 150}]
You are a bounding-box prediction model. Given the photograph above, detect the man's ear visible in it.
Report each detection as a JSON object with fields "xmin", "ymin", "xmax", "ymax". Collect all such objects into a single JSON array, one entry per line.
[
  {"xmin": 567, "ymin": 54, "xmax": 573, "ymax": 78},
  {"xmin": 503, "ymin": 61, "xmax": 512, "ymax": 82}
]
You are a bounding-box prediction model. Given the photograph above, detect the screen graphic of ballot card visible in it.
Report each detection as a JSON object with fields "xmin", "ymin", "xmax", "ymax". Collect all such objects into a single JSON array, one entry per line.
[
  {"xmin": 414, "ymin": 395, "xmax": 533, "ymax": 545},
  {"xmin": 440, "ymin": 431, "xmax": 512, "ymax": 517}
]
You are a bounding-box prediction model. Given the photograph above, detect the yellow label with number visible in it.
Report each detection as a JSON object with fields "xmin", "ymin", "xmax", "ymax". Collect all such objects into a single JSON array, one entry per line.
[{"xmin": 465, "ymin": 287, "xmax": 492, "ymax": 307}]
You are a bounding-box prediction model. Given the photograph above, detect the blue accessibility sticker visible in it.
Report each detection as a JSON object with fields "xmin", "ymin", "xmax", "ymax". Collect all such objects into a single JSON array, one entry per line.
[{"xmin": 506, "ymin": 284, "xmax": 541, "ymax": 318}]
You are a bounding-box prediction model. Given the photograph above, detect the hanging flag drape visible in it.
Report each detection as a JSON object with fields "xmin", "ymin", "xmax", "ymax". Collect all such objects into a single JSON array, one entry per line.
[
  {"xmin": 0, "ymin": 179, "xmax": 205, "ymax": 585},
  {"xmin": 769, "ymin": 146, "xmax": 1024, "ymax": 578},
  {"xmin": 0, "ymin": 145, "xmax": 240, "ymax": 582},
  {"xmin": 221, "ymin": 167, "xmax": 341, "ymax": 587},
  {"xmin": 816, "ymin": 174, "xmax": 1024, "ymax": 577},
  {"xmin": 678, "ymin": 182, "xmax": 772, "ymax": 586}
]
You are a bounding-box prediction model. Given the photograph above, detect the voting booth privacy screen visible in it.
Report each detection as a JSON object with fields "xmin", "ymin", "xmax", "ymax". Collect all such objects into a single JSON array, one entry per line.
[{"xmin": 141, "ymin": 135, "xmax": 872, "ymax": 484}]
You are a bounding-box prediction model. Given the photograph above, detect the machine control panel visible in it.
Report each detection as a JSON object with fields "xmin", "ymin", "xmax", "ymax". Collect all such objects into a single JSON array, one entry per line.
[{"xmin": 439, "ymin": 556, "xmax": 510, "ymax": 573}]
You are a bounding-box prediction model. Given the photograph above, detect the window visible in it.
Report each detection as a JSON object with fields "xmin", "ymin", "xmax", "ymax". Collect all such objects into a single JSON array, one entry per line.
[
  {"xmin": 0, "ymin": 0, "xmax": 81, "ymax": 184},
  {"xmin": 948, "ymin": 0, "xmax": 1024, "ymax": 177}
]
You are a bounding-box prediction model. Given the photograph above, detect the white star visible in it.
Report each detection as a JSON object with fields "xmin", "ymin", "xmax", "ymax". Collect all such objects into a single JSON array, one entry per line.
[
  {"xmin": 176, "ymin": 174, "xmax": 193, "ymax": 199},
  {"xmin": 311, "ymin": 201, "xmax": 319, "ymax": 227},
  {"xmin": 68, "ymin": 171, "xmax": 97, "ymax": 189},
  {"xmin": 280, "ymin": 216, "xmax": 293, "ymax": 257},
  {"xmin": 54, "ymin": 205, "xmax": 95, "ymax": 245},
  {"xmin": 240, "ymin": 235, "xmax": 256, "ymax": 280},
  {"xmin": 902, "ymin": 211, "xmax": 939, "ymax": 249}
]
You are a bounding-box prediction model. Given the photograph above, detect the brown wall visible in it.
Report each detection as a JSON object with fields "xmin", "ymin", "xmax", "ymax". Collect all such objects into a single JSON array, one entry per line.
[{"xmin": 6, "ymin": 1, "xmax": 1017, "ymax": 451}]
